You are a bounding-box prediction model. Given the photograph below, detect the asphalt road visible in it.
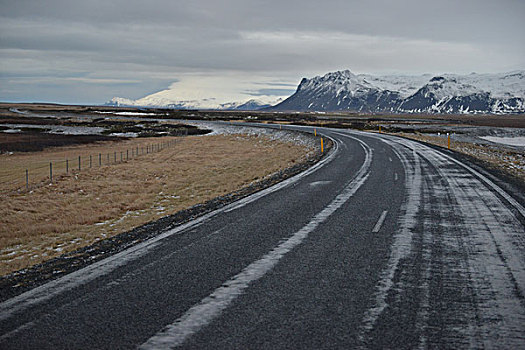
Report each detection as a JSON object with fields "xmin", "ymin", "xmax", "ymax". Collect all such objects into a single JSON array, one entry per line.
[{"xmin": 1, "ymin": 126, "xmax": 524, "ymax": 349}]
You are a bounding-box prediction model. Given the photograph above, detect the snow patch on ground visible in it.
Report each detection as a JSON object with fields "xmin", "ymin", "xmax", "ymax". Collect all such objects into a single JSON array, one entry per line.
[
  {"xmin": 94, "ymin": 111, "xmax": 162, "ymax": 116},
  {"xmin": 480, "ymin": 136, "xmax": 525, "ymax": 147},
  {"xmin": 184, "ymin": 121, "xmax": 318, "ymax": 150}
]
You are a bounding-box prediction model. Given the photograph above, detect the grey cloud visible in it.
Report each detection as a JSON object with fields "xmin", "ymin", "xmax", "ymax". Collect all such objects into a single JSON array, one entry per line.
[
  {"xmin": 244, "ymin": 88, "xmax": 297, "ymax": 96},
  {"xmin": 3, "ymin": 0, "xmax": 524, "ymax": 43},
  {"xmin": 1, "ymin": 0, "xmax": 524, "ymax": 104}
]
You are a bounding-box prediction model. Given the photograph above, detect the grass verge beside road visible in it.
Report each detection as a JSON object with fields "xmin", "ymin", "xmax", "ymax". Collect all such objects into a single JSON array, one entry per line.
[{"xmin": 0, "ymin": 134, "xmax": 314, "ymax": 276}]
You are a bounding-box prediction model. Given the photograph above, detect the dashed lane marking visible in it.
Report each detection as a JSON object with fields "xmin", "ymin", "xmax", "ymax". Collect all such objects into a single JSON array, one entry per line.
[{"xmin": 372, "ymin": 210, "xmax": 388, "ymax": 233}]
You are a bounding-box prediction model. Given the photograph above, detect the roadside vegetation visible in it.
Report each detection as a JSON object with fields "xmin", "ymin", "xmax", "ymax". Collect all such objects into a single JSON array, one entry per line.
[{"xmin": 0, "ymin": 134, "xmax": 313, "ymax": 276}]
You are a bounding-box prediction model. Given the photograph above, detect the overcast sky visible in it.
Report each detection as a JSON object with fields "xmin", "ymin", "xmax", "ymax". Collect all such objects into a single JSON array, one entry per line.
[{"xmin": 1, "ymin": 0, "xmax": 524, "ymax": 105}]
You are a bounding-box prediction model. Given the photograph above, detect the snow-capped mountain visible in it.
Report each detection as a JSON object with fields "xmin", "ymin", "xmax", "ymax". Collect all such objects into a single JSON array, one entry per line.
[
  {"xmin": 270, "ymin": 70, "xmax": 525, "ymax": 114},
  {"xmin": 106, "ymin": 94, "xmax": 280, "ymax": 111},
  {"xmin": 217, "ymin": 98, "xmax": 282, "ymax": 111}
]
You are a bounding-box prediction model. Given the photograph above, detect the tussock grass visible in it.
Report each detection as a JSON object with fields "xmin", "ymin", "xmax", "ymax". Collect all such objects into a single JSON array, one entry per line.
[{"xmin": 0, "ymin": 134, "xmax": 313, "ymax": 275}]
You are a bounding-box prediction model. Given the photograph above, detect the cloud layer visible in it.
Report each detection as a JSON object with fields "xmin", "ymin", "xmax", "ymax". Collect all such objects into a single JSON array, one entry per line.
[{"xmin": 1, "ymin": 0, "xmax": 524, "ymax": 104}]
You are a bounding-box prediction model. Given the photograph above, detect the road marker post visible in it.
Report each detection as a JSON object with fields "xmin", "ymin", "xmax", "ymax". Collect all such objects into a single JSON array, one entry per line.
[
  {"xmin": 321, "ymin": 138, "xmax": 324, "ymax": 153},
  {"xmin": 49, "ymin": 162, "xmax": 52, "ymax": 183},
  {"xmin": 447, "ymin": 133, "xmax": 451, "ymax": 149},
  {"xmin": 314, "ymin": 128, "xmax": 317, "ymax": 136},
  {"xmin": 379, "ymin": 125, "xmax": 381, "ymax": 133}
]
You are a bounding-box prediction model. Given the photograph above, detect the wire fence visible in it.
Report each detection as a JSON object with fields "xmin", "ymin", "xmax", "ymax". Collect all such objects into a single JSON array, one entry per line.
[{"xmin": 0, "ymin": 139, "xmax": 178, "ymax": 194}]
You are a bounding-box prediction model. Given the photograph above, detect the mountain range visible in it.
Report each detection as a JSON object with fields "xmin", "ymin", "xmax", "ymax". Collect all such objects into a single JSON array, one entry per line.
[
  {"xmin": 107, "ymin": 70, "xmax": 525, "ymax": 114},
  {"xmin": 270, "ymin": 70, "xmax": 525, "ymax": 114},
  {"xmin": 106, "ymin": 96, "xmax": 279, "ymax": 111}
]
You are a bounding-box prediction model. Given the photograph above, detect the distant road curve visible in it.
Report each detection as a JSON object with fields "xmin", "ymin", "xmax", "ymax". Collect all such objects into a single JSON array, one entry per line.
[{"xmin": 1, "ymin": 124, "xmax": 524, "ymax": 349}]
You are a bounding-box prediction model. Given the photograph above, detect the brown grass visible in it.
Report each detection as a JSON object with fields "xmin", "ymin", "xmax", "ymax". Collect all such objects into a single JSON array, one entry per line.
[{"xmin": 0, "ymin": 134, "xmax": 313, "ymax": 275}]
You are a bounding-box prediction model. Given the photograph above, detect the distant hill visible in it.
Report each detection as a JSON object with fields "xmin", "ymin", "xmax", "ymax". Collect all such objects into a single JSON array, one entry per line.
[
  {"xmin": 269, "ymin": 70, "xmax": 525, "ymax": 114},
  {"xmin": 106, "ymin": 95, "xmax": 281, "ymax": 111}
]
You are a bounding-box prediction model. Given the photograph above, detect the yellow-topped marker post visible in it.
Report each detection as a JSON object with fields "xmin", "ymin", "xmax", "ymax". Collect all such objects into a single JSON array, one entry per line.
[{"xmin": 321, "ymin": 138, "xmax": 324, "ymax": 153}]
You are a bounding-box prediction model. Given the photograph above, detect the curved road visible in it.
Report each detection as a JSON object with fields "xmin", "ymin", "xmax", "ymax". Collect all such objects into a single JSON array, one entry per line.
[{"xmin": 1, "ymin": 126, "xmax": 524, "ymax": 349}]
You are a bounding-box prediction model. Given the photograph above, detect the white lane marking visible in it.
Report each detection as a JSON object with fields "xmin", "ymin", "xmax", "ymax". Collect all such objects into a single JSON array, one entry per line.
[
  {"xmin": 224, "ymin": 140, "xmax": 339, "ymax": 213},
  {"xmin": 0, "ymin": 138, "xmax": 341, "ymax": 323},
  {"xmin": 422, "ymin": 150, "xmax": 525, "ymax": 347},
  {"xmin": 0, "ymin": 321, "xmax": 35, "ymax": 342},
  {"xmin": 358, "ymin": 145, "xmax": 421, "ymax": 344},
  {"xmin": 0, "ymin": 240, "xmax": 162, "ymax": 322},
  {"xmin": 372, "ymin": 211, "xmax": 388, "ymax": 233},
  {"xmin": 394, "ymin": 172, "xmax": 398, "ymax": 181},
  {"xmin": 309, "ymin": 180, "xmax": 332, "ymax": 187},
  {"xmin": 440, "ymin": 151, "xmax": 525, "ymax": 219},
  {"xmin": 364, "ymin": 130, "xmax": 525, "ymax": 220},
  {"xmin": 366, "ymin": 132, "xmax": 525, "ymax": 346},
  {"xmin": 140, "ymin": 137, "xmax": 373, "ymax": 349}
]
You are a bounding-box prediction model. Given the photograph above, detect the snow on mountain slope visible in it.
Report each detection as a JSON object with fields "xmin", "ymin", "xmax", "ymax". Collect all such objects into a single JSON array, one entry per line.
[
  {"xmin": 270, "ymin": 70, "xmax": 525, "ymax": 114},
  {"xmin": 107, "ymin": 95, "xmax": 278, "ymax": 110},
  {"xmin": 107, "ymin": 76, "xmax": 288, "ymax": 110}
]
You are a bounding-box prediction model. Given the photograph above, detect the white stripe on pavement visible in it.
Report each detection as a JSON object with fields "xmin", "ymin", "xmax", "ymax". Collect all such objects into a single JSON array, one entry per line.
[
  {"xmin": 372, "ymin": 211, "xmax": 388, "ymax": 233},
  {"xmin": 140, "ymin": 137, "xmax": 373, "ymax": 349}
]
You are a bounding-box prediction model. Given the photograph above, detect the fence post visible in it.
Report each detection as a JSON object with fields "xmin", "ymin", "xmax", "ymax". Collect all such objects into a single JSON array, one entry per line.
[
  {"xmin": 114, "ymin": 151, "xmax": 116, "ymax": 163},
  {"xmin": 127, "ymin": 149, "xmax": 129, "ymax": 160},
  {"xmin": 99, "ymin": 153, "xmax": 102, "ymax": 166},
  {"xmin": 120, "ymin": 151, "xmax": 123, "ymax": 162},
  {"xmin": 26, "ymin": 169, "xmax": 29, "ymax": 190},
  {"xmin": 90, "ymin": 155, "xmax": 92, "ymax": 168},
  {"xmin": 50, "ymin": 162, "xmax": 52, "ymax": 183},
  {"xmin": 66, "ymin": 159, "xmax": 69, "ymax": 173},
  {"xmin": 78, "ymin": 156, "xmax": 81, "ymax": 171}
]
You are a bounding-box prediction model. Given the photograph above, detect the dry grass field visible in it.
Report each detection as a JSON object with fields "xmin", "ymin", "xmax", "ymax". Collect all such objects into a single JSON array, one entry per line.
[
  {"xmin": 0, "ymin": 134, "xmax": 313, "ymax": 276},
  {"xmin": 0, "ymin": 135, "xmax": 172, "ymax": 192}
]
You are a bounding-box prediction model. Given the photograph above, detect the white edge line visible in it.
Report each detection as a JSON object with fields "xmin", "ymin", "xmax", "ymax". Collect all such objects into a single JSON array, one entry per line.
[
  {"xmin": 139, "ymin": 136, "xmax": 372, "ymax": 349},
  {"xmin": 0, "ymin": 134, "xmax": 340, "ymax": 322},
  {"xmin": 367, "ymin": 131, "xmax": 525, "ymax": 219},
  {"xmin": 372, "ymin": 210, "xmax": 388, "ymax": 233},
  {"xmin": 224, "ymin": 134, "xmax": 339, "ymax": 213},
  {"xmin": 441, "ymin": 151, "xmax": 525, "ymax": 219}
]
